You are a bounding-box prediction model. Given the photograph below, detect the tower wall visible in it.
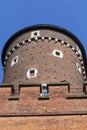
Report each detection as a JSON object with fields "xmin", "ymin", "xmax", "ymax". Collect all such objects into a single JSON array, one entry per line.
[
  {"xmin": 1, "ymin": 25, "xmax": 87, "ymax": 130},
  {"xmin": 3, "ymin": 29, "xmax": 86, "ymax": 93}
]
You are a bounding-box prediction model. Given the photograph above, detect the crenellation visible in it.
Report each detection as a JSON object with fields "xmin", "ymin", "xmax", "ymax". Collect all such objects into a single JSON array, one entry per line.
[{"xmin": 1, "ymin": 24, "xmax": 87, "ymax": 130}]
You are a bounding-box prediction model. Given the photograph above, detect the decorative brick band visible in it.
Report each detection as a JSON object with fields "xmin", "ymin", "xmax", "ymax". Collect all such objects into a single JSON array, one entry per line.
[{"xmin": 4, "ymin": 36, "xmax": 86, "ymax": 80}]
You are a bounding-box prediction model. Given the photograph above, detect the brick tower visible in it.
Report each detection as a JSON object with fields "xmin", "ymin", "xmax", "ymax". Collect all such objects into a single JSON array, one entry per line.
[{"xmin": 0, "ymin": 24, "xmax": 87, "ymax": 130}]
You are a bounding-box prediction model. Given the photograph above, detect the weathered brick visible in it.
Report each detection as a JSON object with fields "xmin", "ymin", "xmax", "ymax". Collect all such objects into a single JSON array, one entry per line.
[{"xmin": 1, "ymin": 25, "xmax": 87, "ymax": 129}]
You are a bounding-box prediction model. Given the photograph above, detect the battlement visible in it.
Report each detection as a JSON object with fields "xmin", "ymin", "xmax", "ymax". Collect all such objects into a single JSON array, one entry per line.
[{"xmin": 1, "ymin": 24, "xmax": 87, "ymax": 130}]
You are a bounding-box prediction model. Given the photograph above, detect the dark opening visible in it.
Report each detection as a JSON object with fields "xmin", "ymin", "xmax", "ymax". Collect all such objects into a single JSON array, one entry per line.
[
  {"xmin": 34, "ymin": 32, "xmax": 37, "ymax": 36},
  {"xmin": 30, "ymin": 70, "xmax": 35, "ymax": 76},
  {"xmin": 14, "ymin": 58, "xmax": 17, "ymax": 63},
  {"xmin": 56, "ymin": 51, "xmax": 60, "ymax": 56}
]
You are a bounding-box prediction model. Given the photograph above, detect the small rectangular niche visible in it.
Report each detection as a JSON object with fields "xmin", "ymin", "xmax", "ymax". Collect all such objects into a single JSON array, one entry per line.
[
  {"xmin": 27, "ymin": 68, "xmax": 38, "ymax": 78},
  {"xmin": 11, "ymin": 55, "xmax": 18, "ymax": 67},
  {"xmin": 31, "ymin": 30, "xmax": 40, "ymax": 38},
  {"xmin": 76, "ymin": 62, "xmax": 81, "ymax": 74},
  {"xmin": 53, "ymin": 49, "xmax": 63, "ymax": 58},
  {"xmin": 38, "ymin": 84, "xmax": 49, "ymax": 100},
  {"xmin": 30, "ymin": 70, "xmax": 35, "ymax": 77}
]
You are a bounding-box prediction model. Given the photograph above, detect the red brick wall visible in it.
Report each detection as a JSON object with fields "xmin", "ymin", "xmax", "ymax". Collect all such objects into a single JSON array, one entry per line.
[
  {"xmin": 0, "ymin": 85, "xmax": 87, "ymax": 116},
  {"xmin": 3, "ymin": 30, "xmax": 85, "ymax": 93},
  {"xmin": 0, "ymin": 116, "xmax": 87, "ymax": 130},
  {"xmin": 1, "ymin": 27, "xmax": 87, "ymax": 129}
]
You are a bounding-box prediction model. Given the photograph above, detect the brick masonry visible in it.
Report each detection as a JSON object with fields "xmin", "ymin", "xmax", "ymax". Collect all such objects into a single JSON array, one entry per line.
[
  {"xmin": 1, "ymin": 25, "xmax": 87, "ymax": 129},
  {"xmin": 0, "ymin": 116, "xmax": 87, "ymax": 130}
]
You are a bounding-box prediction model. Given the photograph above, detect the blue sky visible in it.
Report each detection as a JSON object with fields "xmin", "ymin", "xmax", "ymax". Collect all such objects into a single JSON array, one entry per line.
[{"xmin": 0, "ymin": 0, "xmax": 87, "ymax": 83}]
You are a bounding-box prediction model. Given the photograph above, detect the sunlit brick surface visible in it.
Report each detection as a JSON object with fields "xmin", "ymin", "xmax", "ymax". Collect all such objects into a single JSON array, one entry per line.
[
  {"xmin": 1, "ymin": 25, "xmax": 87, "ymax": 129},
  {"xmin": 0, "ymin": 116, "xmax": 87, "ymax": 130}
]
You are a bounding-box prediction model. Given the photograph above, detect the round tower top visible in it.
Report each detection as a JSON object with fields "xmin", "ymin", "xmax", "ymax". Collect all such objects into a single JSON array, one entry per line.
[{"xmin": 2, "ymin": 24, "xmax": 86, "ymax": 67}]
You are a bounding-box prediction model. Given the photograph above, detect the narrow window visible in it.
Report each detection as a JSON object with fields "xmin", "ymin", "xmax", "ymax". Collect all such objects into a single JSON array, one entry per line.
[
  {"xmin": 31, "ymin": 30, "xmax": 40, "ymax": 38},
  {"xmin": 76, "ymin": 62, "xmax": 81, "ymax": 73},
  {"xmin": 53, "ymin": 49, "xmax": 63, "ymax": 58},
  {"xmin": 40, "ymin": 84, "xmax": 48, "ymax": 97},
  {"xmin": 11, "ymin": 55, "xmax": 18, "ymax": 67},
  {"xmin": 27, "ymin": 68, "xmax": 38, "ymax": 78}
]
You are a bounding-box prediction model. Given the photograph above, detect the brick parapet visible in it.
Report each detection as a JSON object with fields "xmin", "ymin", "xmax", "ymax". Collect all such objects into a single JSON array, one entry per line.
[{"xmin": 1, "ymin": 25, "xmax": 87, "ymax": 129}]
